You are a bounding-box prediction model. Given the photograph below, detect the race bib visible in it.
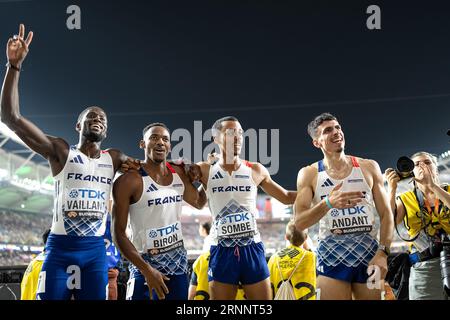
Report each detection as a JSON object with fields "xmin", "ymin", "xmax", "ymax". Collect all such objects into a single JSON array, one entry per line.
[
  {"xmin": 146, "ymin": 221, "xmax": 184, "ymax": 255},
  {"xmin": 328, "ymin": 205, "xmax": 373, "ymax": 235},
  {"xmin": 64, "ymin": 187, "xmax": 107, "ymax": 220},
  {"xmin": 217, "ymin": 211, "xmax": 256, "ymax": 239}
]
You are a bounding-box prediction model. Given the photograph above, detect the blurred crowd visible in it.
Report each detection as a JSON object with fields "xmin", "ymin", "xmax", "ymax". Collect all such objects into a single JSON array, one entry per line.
[
  {"xmin": 0, "ymin": 210, "xmax": 51, "ymax": 245},
  {"xmin": 0, "ymin": 209, "xmax": 290, "ymax": 266}
]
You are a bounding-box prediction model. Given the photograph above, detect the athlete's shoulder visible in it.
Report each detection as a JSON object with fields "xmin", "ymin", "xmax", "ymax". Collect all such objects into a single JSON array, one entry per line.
[
  {"xmin": 104, "ymin": 148, "xmax": 125, "ymax": 159},
  {"xmin": 48, "ymin": 135, "xmax": 69, "ymax": 147},
  {"xmin": 297, "ymin": 164, "xmax": 318, "ymax": 181},
  {"xmin": 46, "ymin": 136, "xmax": 70, "ymax": 158},
  {"xmin": 197, "ymin": 161, "xmax": 211, "ymax": 171},
  {"xmin": 354, "ymin": 157, "xmax": 381, "ymax": 173},
  {"xmin": 246, "ymin": 161, "xmax": 264, "ymax": 172},
  {"xmin": 114, "ymin": 170, "xmax": 142, "ymax": 187}
]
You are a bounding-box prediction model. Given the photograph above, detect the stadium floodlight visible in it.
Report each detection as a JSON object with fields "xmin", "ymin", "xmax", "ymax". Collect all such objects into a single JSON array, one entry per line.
[{"xmin": 0, "ymin": 121, "xmax": 28, "ymax": 147}]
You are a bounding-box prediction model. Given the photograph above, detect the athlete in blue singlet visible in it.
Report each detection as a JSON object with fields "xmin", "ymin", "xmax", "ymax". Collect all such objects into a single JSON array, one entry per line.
[
  {"xmin": 112, "ymin": 123, "xmax": 207, "ymax": 300},
  {"xmin": 294, "ymin": 113, "xmax": 394, "ymax": 300},
  {"xmin": 1, "ymin": 24, "xmax": 137, "ymax": 300}
]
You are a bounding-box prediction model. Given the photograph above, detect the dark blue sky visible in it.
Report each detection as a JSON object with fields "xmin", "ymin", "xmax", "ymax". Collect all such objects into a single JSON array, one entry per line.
[{"xmin": 1, "ymin": 0, "xmax": 449, "ymax": 189}]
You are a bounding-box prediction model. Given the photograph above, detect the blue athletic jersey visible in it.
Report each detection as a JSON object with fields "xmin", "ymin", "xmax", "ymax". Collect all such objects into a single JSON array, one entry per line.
[{"xmin": 104, "ymin": 214, "xmax": 121, "ymax": 269}]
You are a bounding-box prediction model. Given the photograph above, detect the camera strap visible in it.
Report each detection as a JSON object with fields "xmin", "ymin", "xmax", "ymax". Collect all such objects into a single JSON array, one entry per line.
[
  {"xmin": 392, "ymin": 185, "xmax": 427, "ymax": 243},
  {"xmin": 414, "ymin": 186, "xmax": 433, "ymax": 232}
]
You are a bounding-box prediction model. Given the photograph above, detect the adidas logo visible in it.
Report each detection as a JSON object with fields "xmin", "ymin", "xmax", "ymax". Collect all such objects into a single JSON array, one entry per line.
[
  {"xmin": 146, "ymin": 184, "xmax": 158, "ymax": 192},
  {"xmin": 321, "ymin": 178, "xmax": 334, "ymax": 187},
  {"xmin": 211, "ymin": 171, "xmax": 224, "ymax": 180},
  {"xmin": 69, "ymin": 155, "xmax": 84, "ymax": 164}
]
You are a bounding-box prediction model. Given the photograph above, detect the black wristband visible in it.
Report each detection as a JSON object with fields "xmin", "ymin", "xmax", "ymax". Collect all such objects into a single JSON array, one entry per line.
[{"xmin": 5, "ymin": 62, "xmax": 21, "ymax": 72}]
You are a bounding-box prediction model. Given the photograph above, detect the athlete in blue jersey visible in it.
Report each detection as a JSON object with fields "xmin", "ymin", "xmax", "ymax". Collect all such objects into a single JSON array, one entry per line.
[
  {"xmin": 104, "ymin": 214, "xmax": 122, "ymax": 300},
  {"xmin": 1, "ymin": 24, "xmax": 138, "ymax": 300},
  {"xmin": 112, "ymin": 123, "xmax": 207, "ymax": 300}
]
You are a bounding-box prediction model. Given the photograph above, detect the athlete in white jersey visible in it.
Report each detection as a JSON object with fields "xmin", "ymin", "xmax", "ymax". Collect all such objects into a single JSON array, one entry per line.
[
  {"xmin": 113, "ymin": 123, "xmax": 207, "ymax": 300},
  {"xmin": 196, "ymin": 116, "xmax": 297, "ymax": 300},
  {"xmin": 1, "ymin": 24, "xmax": 138, "ymax": 300},
  {"xmin": 294, "ymin": 113, "xmax": 394, "ymax": 300}
]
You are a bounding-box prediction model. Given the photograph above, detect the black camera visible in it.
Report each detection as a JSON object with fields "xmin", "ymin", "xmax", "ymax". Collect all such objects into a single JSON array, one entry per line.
[{"xmin": 396, "ymin": 156, "xmax": 415, "ymax": 180}]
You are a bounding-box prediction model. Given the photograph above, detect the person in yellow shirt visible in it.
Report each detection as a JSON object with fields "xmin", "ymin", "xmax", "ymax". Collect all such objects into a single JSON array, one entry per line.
[
  {"xmin": 21, "ymin": 229, "xmax": 50, "ymax": 300},
  {"xmin": 188, "ymin": 251, "xmax": 246, "ymax": 300},
  {"xmin": 385, "ymin": 151, "xmax": 450, "ymax": 300},
  {"xmin": 268, "ymin": 221, "xmax": 316, "ymax": 300}
]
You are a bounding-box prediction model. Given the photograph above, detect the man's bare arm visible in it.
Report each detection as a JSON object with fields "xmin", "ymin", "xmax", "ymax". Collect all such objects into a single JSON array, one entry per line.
[
  {"xmin": 112, "ymin": 173, "xmax": 149, "ymax": 272},
  {"xmin": 1, "ymin": 24, "xmax": 65, "ymax": 163},
  {"xmin": 295, "ymin": 165, "xmax": 365, "ymax": 230},
  {"xmin": 254, "ymin": 163, "xmax": 297, "ymax": 205},
  {"xmin": 112, "ymin": 172, "xmax": 169, "ymax": 299},
  {"xmin": 294, "ymin": 166, "xmax": 328, "ymax": 230},
  {"xmin": 173, "ymin": 165, "xmax": 207, "ymax": 209}
]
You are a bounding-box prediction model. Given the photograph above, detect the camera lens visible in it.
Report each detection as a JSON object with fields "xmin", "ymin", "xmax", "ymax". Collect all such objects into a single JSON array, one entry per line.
[
  {"xmin": 396, "ymin": 156, "xmax": 415, "ymax": 178},
  {"xmin": 440, "ymin": 247, "xmax": 450, "ymax": 296}
]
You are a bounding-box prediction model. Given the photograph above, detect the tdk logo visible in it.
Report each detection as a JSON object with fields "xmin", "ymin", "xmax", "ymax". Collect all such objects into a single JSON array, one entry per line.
[
  {"xmin": 148, "ymin": 195, "xmax": 183, "ymax": 206},
  {"xmin": 67, "ymin": 173, "xmax": 112, "ymax": 185},
  {"xmin": 330, "ymin": 209, "xmax": 340, "ymax": 217},
  {"xmin": 149, "ymin": 222, "xmax": 179, "ymax": 237},
  {"xmin": 69, "ymin": 189, "xmax": 106, "ymax": 200},
  {"xmin": 330, "ymin": 206, "xmax": 366, "ymax": 216},
  {"xmin": 219, "ymin": 213, "xmax": 249, "ymax": 224},
  {"xmin": 212, "ymin": 186, "xmax": 251, "ymax": 193}
]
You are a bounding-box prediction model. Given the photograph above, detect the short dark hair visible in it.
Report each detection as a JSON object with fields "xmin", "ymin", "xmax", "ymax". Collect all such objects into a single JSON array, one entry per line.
[
  {"xmin": 42, "ymin": 229, "xmax": 51, "ymax": 245},
  {"xmin": 286, "ymin": 221, "xmax": 306, "ymax": 246},
  {"xmin": 142, "ymin": 122, "xmax": 171, "ymax": 137},
  {"xmin": 211, "ymin": 116, "xmax": 239, "ymax": 137},
  {"xmin": 77, "ymin": 106, "xmax": 105, "ymax": 124},
  {"xmin": 307, "ymin": 112, "xmax": 338, "ymax": 139},
  {"xmin": 201, "ymin": 221, "xmax": 211, "ymax": 235}
]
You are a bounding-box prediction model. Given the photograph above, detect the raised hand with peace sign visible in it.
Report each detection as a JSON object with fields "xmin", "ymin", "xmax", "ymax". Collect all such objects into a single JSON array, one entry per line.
[{"xmin": 6, "ymin": 24, "xmax": 33, "ymax": 69}]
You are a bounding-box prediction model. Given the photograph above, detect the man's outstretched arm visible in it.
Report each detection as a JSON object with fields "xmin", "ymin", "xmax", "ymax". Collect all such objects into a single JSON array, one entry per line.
[
  {"xmin": 254, "ymin": 162, "xmax": 297, "ymax": 205},
  {"xmin": 1, "ymin": 24, "xmax": 64, "ymax": 161}
]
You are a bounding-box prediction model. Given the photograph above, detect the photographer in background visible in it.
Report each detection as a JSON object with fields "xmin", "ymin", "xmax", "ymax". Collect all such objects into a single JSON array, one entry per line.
[{"xmin": 385, "ymin": 152, "xmax": 450, "ymax": 300}]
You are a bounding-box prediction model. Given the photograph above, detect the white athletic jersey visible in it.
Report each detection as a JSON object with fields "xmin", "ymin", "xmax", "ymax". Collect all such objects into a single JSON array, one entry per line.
[
  {"xmin": 51, "ymin": 146, "xmax": 115, "ymax": 237},
  {"xmin": 129, "ymin": 164, "xmax": 185, "ymax": 254},
  {"xmin": 128, "ymin": 163, "xmax": 187, "ymax": 275},
  {"xmin": 313, "ymin": 156, "xmax": 378, "ymax": 240},
  {"xmin": 206, "ymin": 160, "xmax": 261, "ymax": 247}
]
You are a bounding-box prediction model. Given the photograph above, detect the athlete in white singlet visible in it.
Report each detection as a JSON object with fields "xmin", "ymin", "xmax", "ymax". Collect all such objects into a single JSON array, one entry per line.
[
  {"xmin": 112, "ymin": 123, "xmax": 207, "ymax": 300},
  {"xmin": 196, "ymin": 116, "xmax": 297, "ymax": 300},
  {"xmin": 1, "ymin": 24, "xmax": 138, "ymax": 300},
  {"xmin": 294, "ymin": 113, "xmax": 394, "ymax": 300}
]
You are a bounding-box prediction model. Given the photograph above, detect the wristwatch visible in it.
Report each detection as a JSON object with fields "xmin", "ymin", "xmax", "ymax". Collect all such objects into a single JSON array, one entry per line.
[{"xmin": 378, "ymin": 244, "xmax": 390, "ymax": 256}]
